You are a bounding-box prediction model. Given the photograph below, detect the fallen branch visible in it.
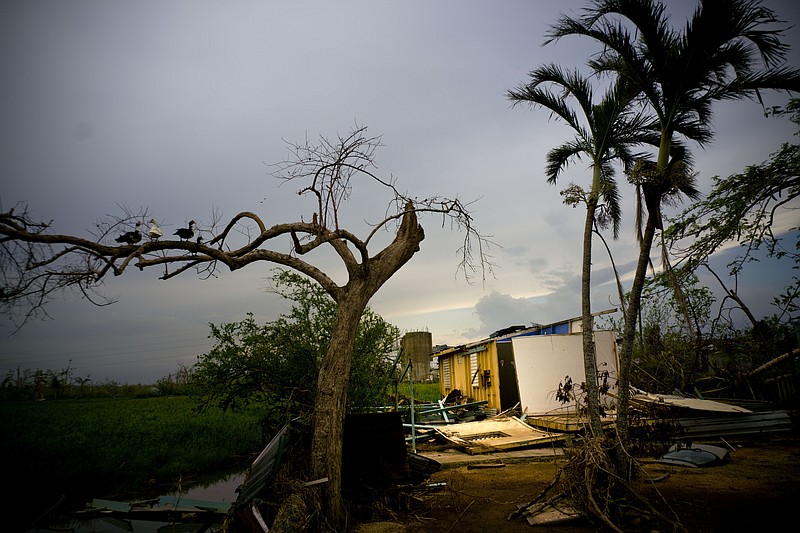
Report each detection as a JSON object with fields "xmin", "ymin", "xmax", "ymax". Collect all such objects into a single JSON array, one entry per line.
[
  {"xmin": 446, "ymin": 499, "xmax": 474, "ymax": 533},
  {"xmin": 746, "ymin": 348, "xmax": 799, "ymax": 378},
  {"xmin": 508, "ymin": 468, "xmax": 562, "ymax": 520}
]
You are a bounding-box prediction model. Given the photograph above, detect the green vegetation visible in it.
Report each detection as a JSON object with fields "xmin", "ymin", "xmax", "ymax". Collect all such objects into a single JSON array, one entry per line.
[
  {"xmin": 0, "ymin": 373, "xmax": 441, "ymax": 532},
  {"xmin": 191, "ymin": 269, "xmax": 400, "ymax": 435},
  {"xmin": 619, "ymin": 273, "xmax": 799, "ymax": 400},
  {"xmin": 0, "ymin": 395, "xmax": 263, "ymax": 531},
  {"xmin": 1, "ymin": 365, "xmax": 192, "ymax": 401},
  {"xmin": 0, "ymin": 375, "xmax": 440, "ymax": 532},
  {"xmin": 396, "ymin": 381, "xmax": 441, "ymax": 404},
  {"xmin": 1, "ymin": 269, "xmax": 431, "ymax": 529}
]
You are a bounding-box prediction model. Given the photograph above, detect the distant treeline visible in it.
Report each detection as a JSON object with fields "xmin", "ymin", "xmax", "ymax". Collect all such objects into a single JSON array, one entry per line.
[
  {"xmin": 2, "ymin": 364, "xmax": 444, "ymax": 405},
  {"xmin": 1, "ymin": 365, "xmax": 192, "ymax": 401}
]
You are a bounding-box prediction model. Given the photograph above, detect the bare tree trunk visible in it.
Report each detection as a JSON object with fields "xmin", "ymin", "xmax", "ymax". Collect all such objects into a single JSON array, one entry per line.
[
  {"xmin": 309, "ymin": 288, "xmax": 370, "ymax": 528},
  {"xmin": 659, "ymin": 232, "xmax": 703, "ymax": 388},
  {"xmin": 305, "ymin": 204, "xmax": 425, "ymax": 529}
]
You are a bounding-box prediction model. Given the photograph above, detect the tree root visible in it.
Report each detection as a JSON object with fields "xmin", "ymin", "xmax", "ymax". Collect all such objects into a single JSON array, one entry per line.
[
  {"xmin": 268, "ymin": 478, "xmax": 337, "ymax": 533},
  {"xmin": 510, "ymin": 435, "xmax": 687, "ymax": 532}
]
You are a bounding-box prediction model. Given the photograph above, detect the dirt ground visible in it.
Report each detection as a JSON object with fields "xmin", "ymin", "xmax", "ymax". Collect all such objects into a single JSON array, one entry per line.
[{"xmin": 354, "ymin": 434, "xmax": 800, "ymax": 533}]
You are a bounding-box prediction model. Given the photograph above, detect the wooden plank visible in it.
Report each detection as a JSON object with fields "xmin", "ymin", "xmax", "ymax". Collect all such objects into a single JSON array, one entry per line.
[
  {"xmin": 467, "ymin": 463, "xmax": 505, "ymax": 469},
  {"xmin": 630, "ymin": 392, "xmax": 752, "ymax": 413},
  {"xmin": 525, "ymin": 506, "xmax": 581, "ymax": 526},
  {"xmin": 433, "ymin": 416, "xmax": 568, "ymax": 453}
]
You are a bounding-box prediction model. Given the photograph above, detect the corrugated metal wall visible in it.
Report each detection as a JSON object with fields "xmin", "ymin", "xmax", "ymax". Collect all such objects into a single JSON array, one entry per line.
[{"xmin": 438, "ymin": 341, "xmax": 503, "ymax": 409}]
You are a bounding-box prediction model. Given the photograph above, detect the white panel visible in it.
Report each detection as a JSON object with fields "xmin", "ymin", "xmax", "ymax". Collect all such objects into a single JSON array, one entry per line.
[
  {"xmin": 593, "ymin": 330, "xmax": 619, "ymax": 382},
  {"xmin": 470, "ymin": 353, "xmax": 479, "ymax": 387},
  {"xmin": 511, "ymin": 332, "xmax": 618, "ymax": 415}
]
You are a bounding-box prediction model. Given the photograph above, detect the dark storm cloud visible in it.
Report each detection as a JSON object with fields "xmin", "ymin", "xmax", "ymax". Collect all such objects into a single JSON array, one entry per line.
[{"xmin": 1, "ymin": 0, "xmax": 797, "ymax": 382}]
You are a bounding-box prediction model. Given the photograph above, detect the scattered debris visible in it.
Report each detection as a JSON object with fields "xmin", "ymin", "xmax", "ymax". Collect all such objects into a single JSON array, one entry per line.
[
  {"xmin": 75, "ymin": 495, "xmax": 229, "ymax": 525},
  {"xmin": 431, "ymin": 415, "xmax": 566, "ymax": 454},
  {"xmin": 630, "ymin": 390, "xmax": 752, "ymax": 413},
  {"xmin": 526, "ymin": 412, "xmax": 614, "ymax": 433},
  {"xmin": 509, "ymin": 471, "xmax": 584, "ymax": 526},
  {"xmin": 234, "ymin": 412, "xmax": 442, "ymax": 529},
  {"xmin": 656, "ymin": 443, "xmax": 730, "ymax": 468},
  {"xmin": 677, "ymin": 410, "xmax": 792, "ymax": 439},
  {"xmin": 236, "ymin": 419, "xmax": 294, "ymax": 507},
  {"xmin": 523, "ymin": 500, "xmax": 582, "ymax": 526}
]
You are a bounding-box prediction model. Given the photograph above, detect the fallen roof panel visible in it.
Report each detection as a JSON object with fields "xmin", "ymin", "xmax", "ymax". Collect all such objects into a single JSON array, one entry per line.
[
  {"xmin": 433, "ymin": 415, "xmax": 566, "ymax": 454},
  {"xmin": 631, "ymin": 391, "xmax": 752, "ymax": 413},
  {"xmin": 677, "ymin": 410, "xmax": 792, "ymax": 439}
]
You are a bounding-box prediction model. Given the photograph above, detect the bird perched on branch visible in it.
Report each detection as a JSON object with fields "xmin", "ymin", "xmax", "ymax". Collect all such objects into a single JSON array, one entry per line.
[
  {"xmin": 115, "ymin": 222, "xmax": 142, "ymax": 245},
  {"xmin": 147, "ymin": 219, "xmax": 163, "ymax": 240},
  {"xmin": 174, "ymin": 220, "xmax": 195, "ymax": 241}
]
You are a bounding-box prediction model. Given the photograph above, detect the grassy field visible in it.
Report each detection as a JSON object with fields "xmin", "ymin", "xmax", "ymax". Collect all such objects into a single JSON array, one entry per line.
[
  {"xmin": 0, "ymin": 396, "xmax": 265, "ymax": 531},
  {"xmin": 0, "ymin": 382, "xmax": 445, "ymax": 531},
  {"xmin": 396, "ymin": 381, "xmax": 441, "ymax": 403}
]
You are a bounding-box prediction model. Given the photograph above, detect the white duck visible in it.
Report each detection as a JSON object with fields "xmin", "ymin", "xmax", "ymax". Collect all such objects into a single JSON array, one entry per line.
[{"xmin": 147, "ymin": 219, "xmax": 163, "ymax": 240}]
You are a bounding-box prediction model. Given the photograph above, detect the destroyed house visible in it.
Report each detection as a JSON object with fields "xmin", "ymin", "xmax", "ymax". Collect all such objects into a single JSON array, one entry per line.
[{"xmin": 433, "ymin": 312, "xmax": 619, "ymax": 415}]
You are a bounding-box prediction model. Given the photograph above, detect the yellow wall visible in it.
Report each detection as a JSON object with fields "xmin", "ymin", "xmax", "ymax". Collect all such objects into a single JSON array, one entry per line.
[{"xmin": 437, "ymin": 340, "xmax": 503, "ymax": 410}]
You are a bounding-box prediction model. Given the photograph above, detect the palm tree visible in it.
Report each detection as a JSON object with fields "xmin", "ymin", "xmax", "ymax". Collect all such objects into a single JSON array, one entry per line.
[
  {"xmin": 508, "ymin": 65, "xmax": 654, "ymax": 435},
  {"xmin": 631, "ymin": 144, "xmax": 700, "ymax": 342},
  {"xmin": 547, "ymin": 0, "xmax": 800, "ymax": 476}
]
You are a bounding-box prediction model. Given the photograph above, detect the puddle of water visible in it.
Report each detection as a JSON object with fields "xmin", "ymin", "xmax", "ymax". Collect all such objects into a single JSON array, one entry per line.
[
  {"xmin": 179, "ymin": 469, "xmax": 246, "ymax": 503},
  {"xmin": 26, "ymin": 470, "xmax": 248, "ymax": 533}
]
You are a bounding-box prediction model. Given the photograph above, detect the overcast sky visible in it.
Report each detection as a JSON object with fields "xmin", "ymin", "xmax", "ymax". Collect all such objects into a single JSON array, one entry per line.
[{"xmin": 2, "ymin": 0, "xmax": 798, "ymax": 384}]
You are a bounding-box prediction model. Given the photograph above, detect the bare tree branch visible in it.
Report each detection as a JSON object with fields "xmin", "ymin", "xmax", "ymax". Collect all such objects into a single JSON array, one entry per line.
[{"xmin": 1, "ymin": 125, "xmax": 494, "ymax": 326}]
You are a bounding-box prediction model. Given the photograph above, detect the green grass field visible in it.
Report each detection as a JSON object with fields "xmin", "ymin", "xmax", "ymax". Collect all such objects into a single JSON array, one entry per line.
[
  {"xmin": 396, "ymin": 381, "xmax": 442, "ymax": 403},
  {"xmin": 0, "ymin": 381, "xmax": 445, "ymax": 531},
  {"xmin": 0, "ymin": 396, "xmax": 264, "ymax": 531}
]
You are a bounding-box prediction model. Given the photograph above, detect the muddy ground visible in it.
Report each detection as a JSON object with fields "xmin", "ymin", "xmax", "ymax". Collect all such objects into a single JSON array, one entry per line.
[{"xmin": 354, "ymin": 434, "xmax": 800, "ymax": 532}]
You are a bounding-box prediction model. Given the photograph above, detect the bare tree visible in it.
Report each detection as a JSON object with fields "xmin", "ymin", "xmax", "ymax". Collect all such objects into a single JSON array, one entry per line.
[{"xmin": 0, "ymin": 125, "xmax": 491, "ymax": 529}]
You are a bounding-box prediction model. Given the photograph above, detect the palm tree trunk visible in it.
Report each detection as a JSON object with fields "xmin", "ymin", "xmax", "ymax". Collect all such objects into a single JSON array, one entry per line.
[
  {"xmin": 616, "ymin": 214, "xmax": 657, "ymax": 481},
  {"xmin": 581, "ymin": 195, "xmax": 603, "ymax": 435}
]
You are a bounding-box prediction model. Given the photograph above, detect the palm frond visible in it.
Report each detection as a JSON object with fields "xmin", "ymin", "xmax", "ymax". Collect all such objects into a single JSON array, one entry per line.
[
  {"xmin": 507, "ymin": 64, "xmax": 597, "ymax": 135},
  {"xmin": 545, "ymin": 140, "xmax": 587, "ymax": 184},
  {"xmin": 569, "ymin": 0, "xmax": 800, "ymax": 152}
]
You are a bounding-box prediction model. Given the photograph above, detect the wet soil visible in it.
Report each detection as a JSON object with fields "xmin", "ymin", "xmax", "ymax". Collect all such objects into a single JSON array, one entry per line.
[{"xmin": 354, "ymin": 435, "xmax": 800, "ymax": 532}]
